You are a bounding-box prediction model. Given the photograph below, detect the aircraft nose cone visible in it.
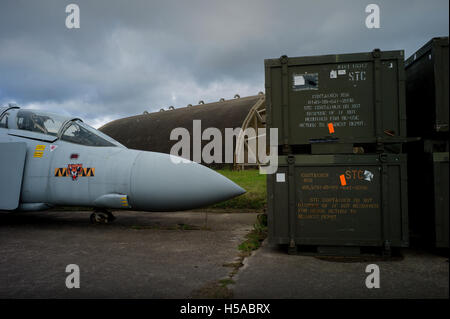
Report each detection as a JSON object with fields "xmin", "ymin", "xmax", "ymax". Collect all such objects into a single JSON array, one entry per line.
[{"xmin": 129, "ymin": 152, "xmax": 245, "ymax": 211}]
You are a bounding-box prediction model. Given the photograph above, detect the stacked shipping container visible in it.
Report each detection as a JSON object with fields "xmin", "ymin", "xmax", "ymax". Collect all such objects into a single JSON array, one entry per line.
[
  {"xmin": 265, "ymin": 49, "xmax": 410, "ymax": 255},
  {"xmin": 405, "ymin": 37, "xmax": 449, "ymax": 249}
]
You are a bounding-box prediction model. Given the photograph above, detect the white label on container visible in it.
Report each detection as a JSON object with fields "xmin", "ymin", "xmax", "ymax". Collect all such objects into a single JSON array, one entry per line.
[
  {"xmin": 363, "ymin": 170, "xmax": 374, "ymax": 182},
  {"xmin": 330, "ymin": 70, "xmax": 337, "ymax": 78},
  {"xmin": 276, "ymin": 173, "xmax": 286, "ymax": 182},
  {"xmin": 338, "ymin": 69, "xmax": 346, "ymax": 75},
  {"xmin": 294, "ymin": 75, "xmax": 305, "ymax": 86}
]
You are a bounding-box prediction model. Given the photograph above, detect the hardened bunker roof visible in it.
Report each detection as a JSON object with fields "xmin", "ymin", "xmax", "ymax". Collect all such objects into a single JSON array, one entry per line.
[{"xmin": 99, "ymin": 94, "xmax": 265, "ymax": 165}]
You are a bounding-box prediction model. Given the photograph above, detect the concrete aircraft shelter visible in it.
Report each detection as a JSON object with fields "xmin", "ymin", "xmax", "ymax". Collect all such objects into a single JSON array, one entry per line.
[{"xmin": 99, "ymin": 94, "xmax": 266, "ymax": 168}]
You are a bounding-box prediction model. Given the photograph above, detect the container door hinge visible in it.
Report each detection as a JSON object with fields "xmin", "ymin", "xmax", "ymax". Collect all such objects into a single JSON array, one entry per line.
[
  {"xmin": 287, "ymin": 155, "xmax": 295, "ymax": 165},
  {"xmin": 379, "ymin": 153, "xmax": 388, "ymax": 162}
]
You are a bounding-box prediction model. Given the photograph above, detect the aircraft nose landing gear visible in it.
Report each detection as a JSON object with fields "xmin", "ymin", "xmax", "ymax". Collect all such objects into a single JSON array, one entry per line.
[{"xmin": 90, "ymin": 209, "xmax": 116, "ymax": 224}]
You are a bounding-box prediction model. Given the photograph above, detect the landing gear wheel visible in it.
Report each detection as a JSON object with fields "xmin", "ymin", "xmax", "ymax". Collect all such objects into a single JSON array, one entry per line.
[
  {"xmin": 90, "ymin": 212, "xmax": 108, "ymax": 224},
  {"xmin": 105, "ymin": 211, "xmax": 116, "ymax": 222},
  {"xmin": 90, "ymin": 210, "xmax": 115, "ymax": 224}
]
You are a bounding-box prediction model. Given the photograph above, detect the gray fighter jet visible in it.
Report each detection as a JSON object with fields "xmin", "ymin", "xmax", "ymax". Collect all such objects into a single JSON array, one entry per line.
[{"xmin": 0, "ymin": 105, "xmax": 245, "ymax": 223}]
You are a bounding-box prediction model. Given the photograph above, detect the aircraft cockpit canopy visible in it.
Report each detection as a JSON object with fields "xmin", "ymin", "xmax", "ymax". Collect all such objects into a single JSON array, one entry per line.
[
  {"xmin": 15, "ymin": 109, "xmax": 69, "ymax": 136},
  {"xmin": 1, "ymin": 108, "xmax": 122, "ymax": 147},
  {"xmin": 61, "ymin": 120, "xmax": 116, "ymax": 147}
]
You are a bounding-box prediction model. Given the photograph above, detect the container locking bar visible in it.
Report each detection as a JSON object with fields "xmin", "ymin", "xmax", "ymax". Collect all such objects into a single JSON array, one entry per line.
[{"xmin": 287, "ymin": 154, "xmax": 297, "ymax": 254}]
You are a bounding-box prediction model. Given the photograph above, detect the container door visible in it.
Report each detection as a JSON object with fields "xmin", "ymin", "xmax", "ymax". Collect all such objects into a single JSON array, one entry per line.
[{"xmin": 295, "ymin": 165, "xmax": 382, "ymax": 245}]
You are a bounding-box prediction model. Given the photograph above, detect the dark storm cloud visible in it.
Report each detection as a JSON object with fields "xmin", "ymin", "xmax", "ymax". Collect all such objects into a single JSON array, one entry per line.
[{"xmin": 0, "ymin": 0, "xmax": 448, "ymax": 127}]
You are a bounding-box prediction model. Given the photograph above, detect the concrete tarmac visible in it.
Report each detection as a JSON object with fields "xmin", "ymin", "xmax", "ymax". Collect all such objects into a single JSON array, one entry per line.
[
  {"xmin": 0, "ymin": 209, "xmax": 256, "ymax": 298},
  {"xmin": 233, "ymin": 241, "xmax": 449, "ymax": 299},
  {"xmin": 0, "ymin": 210, "xmax": 448, "ymax": 299}
]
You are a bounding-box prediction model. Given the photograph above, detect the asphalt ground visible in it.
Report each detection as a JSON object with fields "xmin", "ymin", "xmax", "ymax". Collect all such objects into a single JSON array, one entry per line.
[
  {"xmin": 0, "ymin": 209, "xmax": 448, "ymax": 299},
  {"xmin": 0, "ymin": 209, "xmax": 256, "ymax": 298},
  {"xmin": 233, "ymin": 241, "xmax": 449, "ymax": 299}
]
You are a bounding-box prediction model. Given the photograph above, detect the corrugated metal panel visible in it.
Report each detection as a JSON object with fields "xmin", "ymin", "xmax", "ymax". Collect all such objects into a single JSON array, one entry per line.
[{"xmin": 99, "ymin": 95, "xmax": 263, "ymax": 165}]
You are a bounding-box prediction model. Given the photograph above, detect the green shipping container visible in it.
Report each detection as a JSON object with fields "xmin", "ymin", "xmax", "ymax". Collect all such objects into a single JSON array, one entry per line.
[
  {"xmin": 265, "ymin": 49, "xmax": 407, "ymax": 150},
  {"xmin": 405, "ymin": 37, "xmax": 449, "ymax": 137},
  {"xmin": 267, "ymin": 154, "xmax": 409, "ymax": 253},
  {"xmin": 409, "ymin": 151, "xmax": 449, "ymax": 248},
  {"xmin": 433, "ymin": 152, "xmax": 449, "ymax": 248},
  {"xmin": 432, "ymin": 152, "xmax": 449, "ymax": 248}
]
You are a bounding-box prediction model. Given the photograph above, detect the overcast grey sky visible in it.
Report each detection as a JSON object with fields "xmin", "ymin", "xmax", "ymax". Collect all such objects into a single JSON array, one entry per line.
[{"xmin": 0, "ymin": 0, "xmax": 448, "ymax": 127}]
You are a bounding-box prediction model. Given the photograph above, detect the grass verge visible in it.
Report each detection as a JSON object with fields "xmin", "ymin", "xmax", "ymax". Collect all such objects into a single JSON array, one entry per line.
[
  {"xmin": 238, "ymin": 213, "xmax": 268, "ymax": 255},
  {"xmin": 190, "ymin": 213, "xmax": 268, "ymax": 299},
  {"xmin": 210, "ymin": 169, "xmax": 266, "ymax": 210}
]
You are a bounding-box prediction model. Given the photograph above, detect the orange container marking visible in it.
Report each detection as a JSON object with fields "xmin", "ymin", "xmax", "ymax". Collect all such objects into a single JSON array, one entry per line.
[
  {"xmin": 328, "ymin": 123, "xmax": 335, "ymax": 134},
  {"xmin": 340, "ymin": 174, "xmax": 347, "ymax": 186}
]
